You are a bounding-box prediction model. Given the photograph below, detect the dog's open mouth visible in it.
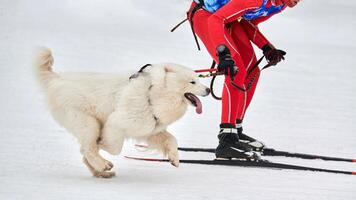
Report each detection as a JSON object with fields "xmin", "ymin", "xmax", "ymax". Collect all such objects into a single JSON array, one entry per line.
[{"xmin": 184, "ymin": 93, "xmax": 202, "ymax": 114}]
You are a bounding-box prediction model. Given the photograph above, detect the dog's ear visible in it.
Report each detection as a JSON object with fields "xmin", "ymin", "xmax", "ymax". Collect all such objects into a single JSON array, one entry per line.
[
  {"xmin": 149, "ymin": 64, "xmax": 176, "ymax": 88},
  {"xmin": 149, "ymin": 64, "xmax": 169, "ymax": 88}
]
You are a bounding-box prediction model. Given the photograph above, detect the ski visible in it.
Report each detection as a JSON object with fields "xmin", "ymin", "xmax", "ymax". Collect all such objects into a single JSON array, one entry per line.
[
  {"xmin": 135, "ymin": 145, "xmax": 356, "ymax": 163},
  {"xmin": 177, "ymin": 147, "xmax": 356, "ymax": 163},
  {"xmin": 125, "ymin": 156, "xmax": 356, "ymax": 176}
]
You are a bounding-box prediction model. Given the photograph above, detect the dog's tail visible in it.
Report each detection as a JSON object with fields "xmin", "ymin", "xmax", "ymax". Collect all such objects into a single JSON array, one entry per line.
[{"xmin": 33, "ymin": 47, "xmax": 57, "ymax": 88}]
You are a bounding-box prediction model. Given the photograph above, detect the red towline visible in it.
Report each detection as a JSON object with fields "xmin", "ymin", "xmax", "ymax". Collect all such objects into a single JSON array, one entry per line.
[{"xmin": 194, "ymin": 68, "xmax": 217, "ymax": 73}]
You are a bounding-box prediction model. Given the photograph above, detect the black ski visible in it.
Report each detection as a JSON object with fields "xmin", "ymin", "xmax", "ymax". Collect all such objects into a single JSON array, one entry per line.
[
  {"xmin": 125, "ymin": 156, "xmax": 356, "ymax": 176},
  {"xmin": 177, "ymin": 147, "xmax": 356, "ymax": 163}
]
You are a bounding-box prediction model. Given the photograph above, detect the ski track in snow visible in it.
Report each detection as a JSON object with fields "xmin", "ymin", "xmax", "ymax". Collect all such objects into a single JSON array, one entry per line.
[{"xmin": 0, "ymin": 0, "xmax": 355, "ymax": 199}]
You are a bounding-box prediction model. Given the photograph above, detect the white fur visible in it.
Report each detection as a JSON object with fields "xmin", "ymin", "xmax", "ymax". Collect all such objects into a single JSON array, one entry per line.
[{"xmin": 34, "ymin": 47, "xmax": 209, "ymax": 178}]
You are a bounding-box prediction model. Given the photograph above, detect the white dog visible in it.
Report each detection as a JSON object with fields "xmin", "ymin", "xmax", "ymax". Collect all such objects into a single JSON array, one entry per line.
[{"xmin": 34, "ymin": 48, "xmax": 210, "ymax": 178}]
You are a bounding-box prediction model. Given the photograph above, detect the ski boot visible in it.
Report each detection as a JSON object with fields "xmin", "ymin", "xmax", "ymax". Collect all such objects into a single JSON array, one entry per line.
[
  {"xmin": 215, "ymin": 124, "xmax": 260, "ymax": 161},
  {"xmin": 236, "ymin": 120, "xmax": 265, "ymax": 152}
]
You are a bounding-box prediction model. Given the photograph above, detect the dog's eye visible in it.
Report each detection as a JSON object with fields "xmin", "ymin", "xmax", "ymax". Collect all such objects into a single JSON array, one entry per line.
[{"xmin": 190, "ymin": 81, "xmax": 196, "ymax": 84}]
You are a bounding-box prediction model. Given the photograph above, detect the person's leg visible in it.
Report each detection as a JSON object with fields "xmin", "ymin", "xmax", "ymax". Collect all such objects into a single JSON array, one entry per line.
[
  {"xmin": 229, "ymin": 22, "xmax": 261, "ymax": 121},
  {"xmin": 221, "ymin": 50, "xmax": 247, "ymax": 125},
  {"xmin": 228, "ymin": 22, "xmax": 265, "ymax": 151},
  {"xmin": 191, "ymin": 8, "xmax": 247, "ymax": 126}
]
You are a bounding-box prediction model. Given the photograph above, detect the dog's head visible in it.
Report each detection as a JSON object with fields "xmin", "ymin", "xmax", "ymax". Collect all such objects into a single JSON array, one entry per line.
[{"xmin": 149, "ymin": 63, "xmax": 210, "ymax": 114}]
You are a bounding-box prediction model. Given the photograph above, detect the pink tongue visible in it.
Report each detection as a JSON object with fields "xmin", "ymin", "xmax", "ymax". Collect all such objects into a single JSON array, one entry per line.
[{"xmin": 191, "ymin": 94, "xmax": 202, "ymax": 114}]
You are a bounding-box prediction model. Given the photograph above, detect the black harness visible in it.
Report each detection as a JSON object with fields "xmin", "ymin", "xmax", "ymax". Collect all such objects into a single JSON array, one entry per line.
[
  {"xmin": 129, "ymin": 64, "xmax": 152, "ymax": 80},
  {"xmin": 209, "ymin": 55, "xmax": 273, "ymax": 100},
  {"xmin": 129, "ymin": 64, "xmax": 160, "ymax": 125}
]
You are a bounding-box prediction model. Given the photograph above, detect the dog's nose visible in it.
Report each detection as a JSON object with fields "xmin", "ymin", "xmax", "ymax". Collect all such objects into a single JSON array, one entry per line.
[{"xmin": 205, "ymin": 88, "xmax": 211, "ymax": 95}]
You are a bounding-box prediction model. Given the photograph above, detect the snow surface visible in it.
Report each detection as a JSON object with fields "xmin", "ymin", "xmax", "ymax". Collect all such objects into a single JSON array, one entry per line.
[{"xmin": 0, "ymin": 0, "xmax": 355, "ymax": 199}]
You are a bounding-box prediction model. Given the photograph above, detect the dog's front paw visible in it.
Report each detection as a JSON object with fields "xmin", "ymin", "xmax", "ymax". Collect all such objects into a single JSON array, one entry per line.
[
  {"xmin": 94, "ymin": 171, "xmax": 116, "ymax": 178},
  {"xmin": 167, "ymin": 150, "xmax": 180, "ymax": 167},
  {"xmin": 83, "ymin": 157, "xmax": 115, "ymax": 178},
  {"xmin": 103, "ymin": 160, "xmax": 114, "ymax": 171},
  {"xmin": 91, "ymin": 159, "xmax": 114, "ymax": 172},
  {"xmin": 99, "ymin": 159, "xmax": 114, "ymax": 171}
]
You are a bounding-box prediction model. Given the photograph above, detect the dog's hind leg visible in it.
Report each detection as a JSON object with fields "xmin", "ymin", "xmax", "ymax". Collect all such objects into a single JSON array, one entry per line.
[
  {"xmin": 147, "ymin": 131, "xmax": 179, "ymax": 167},
  {"xmin": 64, "ymin": 110, "xmax": 114, "ymax": 175},
  {"xmin": 99, "ymin": 122, "xmax": 125, "ymax": 156},
  {"xmin": 99, "ymin": 111, "xmax": 126, "ymax": 155}
]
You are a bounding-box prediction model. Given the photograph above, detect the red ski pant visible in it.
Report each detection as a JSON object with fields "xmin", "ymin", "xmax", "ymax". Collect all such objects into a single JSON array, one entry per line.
[{"xmin": 189, "ymin": 1, "xmax": 263, "ymax": 124}]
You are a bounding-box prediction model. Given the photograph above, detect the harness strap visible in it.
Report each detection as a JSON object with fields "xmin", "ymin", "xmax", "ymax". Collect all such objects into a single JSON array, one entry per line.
[
  {"xmin": 171, "ymin": 2, "xmax": 203, "ymax": 50},
  {"xmin": 129, "ymin": 64, "xmax": 152, "ymax": 80},
  {"xmin": 171, "ymin": 18, "xmax": 188, "ymax": 32},
  {"xmin": 129, "ymin": 64, "xmax": 160, "ymax": 126},
  {"xmin": 208, "ymin": 60, "xmax": 222, "ymax": 100},
  {"xmin": 210, "ymin": 55, "xmax": 274, "ymax": 100},
  {"xmin": 188, "ymin": 3, "xmax": 203, "ymax": 50}
]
